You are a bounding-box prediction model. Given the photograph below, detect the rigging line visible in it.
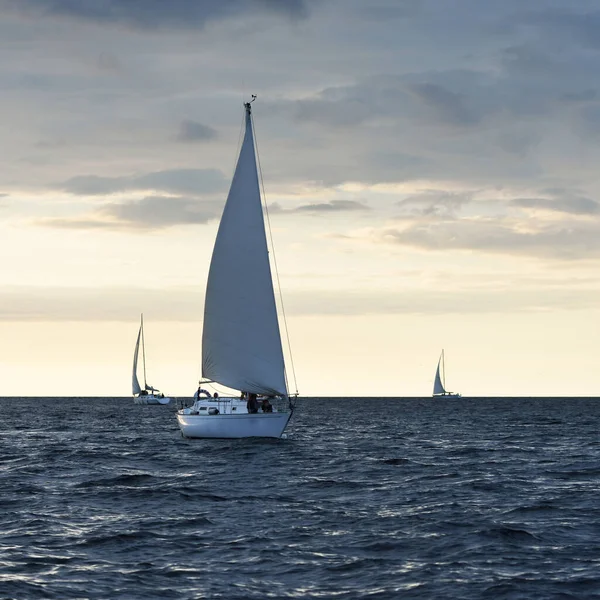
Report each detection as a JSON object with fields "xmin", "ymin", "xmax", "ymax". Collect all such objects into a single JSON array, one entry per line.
[{"xmin": 251, "ymin": 106, "xmax": 299, "ymax": 396}]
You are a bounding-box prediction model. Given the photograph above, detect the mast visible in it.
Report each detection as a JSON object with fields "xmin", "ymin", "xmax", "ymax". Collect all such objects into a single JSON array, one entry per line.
[
  {"xmin": 245, "ymin": 93, "xmax": 256, "ymax": 116},
  {"xmin": 141, "ymin": 313, "xmax": 147, "ymax": 390}
]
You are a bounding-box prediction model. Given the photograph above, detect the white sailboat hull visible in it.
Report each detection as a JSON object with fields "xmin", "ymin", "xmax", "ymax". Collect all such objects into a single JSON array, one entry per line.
[
  {"xmin": 134, "ymin": 395, "xmax": 171, "ymax": 405},
  {"xmin": 432, "ymin": 393, "xmax": 462, "ymax": 398},
  {"xmin": 177, "ymin": 411, "xmax": 291, "ymax": 438}
]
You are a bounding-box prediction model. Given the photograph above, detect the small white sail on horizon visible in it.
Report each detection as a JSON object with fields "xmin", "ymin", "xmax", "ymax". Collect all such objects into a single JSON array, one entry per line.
[
  {"xmin": 132, "ymin": 314, "xmax": 171, "ymax": 405},
  {"xmin": 432, "ymin": 349, "xmax": 461, "ymax": 398}
]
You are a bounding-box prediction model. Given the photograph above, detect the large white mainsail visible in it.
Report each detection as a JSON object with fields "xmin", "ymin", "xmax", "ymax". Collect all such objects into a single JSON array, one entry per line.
[
  {"xmin": 201, "ymin": 102, "xmax": 287, "ymax": 397},
  {"xmin": 132, "ymin": 322, "xmax": 143, "ymax": 396}
]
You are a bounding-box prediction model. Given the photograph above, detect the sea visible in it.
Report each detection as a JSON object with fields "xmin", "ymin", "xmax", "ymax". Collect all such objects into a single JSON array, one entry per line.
[{"xmin": 1, "ymin": 396, "xmax": 600, "ymax": 600}]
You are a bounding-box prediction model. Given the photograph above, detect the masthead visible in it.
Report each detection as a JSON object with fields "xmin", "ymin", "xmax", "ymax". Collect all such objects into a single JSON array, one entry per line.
[{"xmin": 244, "ymin": 94, "xmax": 257, "ymax": 114}]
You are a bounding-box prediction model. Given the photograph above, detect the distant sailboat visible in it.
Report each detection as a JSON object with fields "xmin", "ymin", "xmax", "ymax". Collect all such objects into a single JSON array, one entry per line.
[
  {"xmin": 432, "ymin": 349, "xmax": 461, "ymax": 398},
  {"xmin": 132, "ymin": 314, "xmax": 171, "ymax": 405},
  {"xmin": 176, "ymin": 98, "xmax": 296, "ymax": 438}
]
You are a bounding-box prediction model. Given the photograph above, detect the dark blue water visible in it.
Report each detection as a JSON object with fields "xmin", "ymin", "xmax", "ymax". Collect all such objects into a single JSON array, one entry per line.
[{"xmin": 1, "ymin": 397, "xmax": 600, "ymax": 599}]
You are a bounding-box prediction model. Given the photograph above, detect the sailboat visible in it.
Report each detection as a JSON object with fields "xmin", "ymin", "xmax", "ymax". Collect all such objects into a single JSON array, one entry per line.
[
  {"xmin": 176, "ymin": 98, "xmax": 295, "ymax": 438},
  {"xmin": 432, "ymin": 349, "xmax": 461, "ymax": 398},
  {"xmin": 132, "ymin": 314, "xmax": 171, "ymax": 405}
]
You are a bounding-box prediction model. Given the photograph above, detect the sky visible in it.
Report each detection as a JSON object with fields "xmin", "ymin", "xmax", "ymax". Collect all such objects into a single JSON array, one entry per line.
[{"xmin": 1, "ymin": 0, "xmax": 600, "ymax": 397}]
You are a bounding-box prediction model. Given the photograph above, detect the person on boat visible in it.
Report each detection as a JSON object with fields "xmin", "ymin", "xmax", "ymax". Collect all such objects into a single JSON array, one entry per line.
[
  {"xmin": 261, "ymin": 397, "xmax": 273, "ymax": 413},
  {"xmin": 247, "ymin": 393, "xmax": 259, "ymax": 414},
  {"xmin": 140, "ymin": 389, "xmax": 148, "ymax": 396},
  {"xmin": 213, "ymin": 392, "xmax": 219, "ymax": 399}
]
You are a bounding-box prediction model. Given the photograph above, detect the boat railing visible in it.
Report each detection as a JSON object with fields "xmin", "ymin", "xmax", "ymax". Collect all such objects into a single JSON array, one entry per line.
[{"xmin": 176, "ymin": 395, "xmax": 292, "ymax": 414}]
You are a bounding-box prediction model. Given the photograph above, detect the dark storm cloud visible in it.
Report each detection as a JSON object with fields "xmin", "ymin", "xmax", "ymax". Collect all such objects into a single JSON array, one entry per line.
[
  {"xmin": 176, "ymin": 120, "xmax": 217, "ymax": 143},
  {"xmin": 59, "ymin": 168, "xmax": 227, "ymax": 196},
  {"xmin": 6, "ymin": 0, "xmax": 311, "ymax": 30},
  {"xmin": 38, "ymin": 195, "xmax": 222, "ymax": 230}
]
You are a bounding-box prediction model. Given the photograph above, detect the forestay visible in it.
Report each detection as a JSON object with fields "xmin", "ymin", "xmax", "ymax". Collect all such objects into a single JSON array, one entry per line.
[{"xmin": 201, "ymin": 103, "xmax": 287, "ymax": 397}]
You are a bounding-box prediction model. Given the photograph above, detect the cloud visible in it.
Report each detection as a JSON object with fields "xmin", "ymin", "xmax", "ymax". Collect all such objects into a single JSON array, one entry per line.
[
  {"xmin": 0, "ymin": 285, "xmax": 203, "ymax": 322},
  {"xmin": 6, "ymin": 0, "xmax": 600, "ymax": 238},
  {"xmin": 269, "ymin": 199, "xmax": 370, "ymax": 214},
  {"xmin": 397, "ymin": 191, "xmax": 472, "ymax": 217},
  {"xmin": 258, "ymin": 66, "xmax": 552, "ymax": 187},
  {"xmin": 326, "ymin": 186, "xmax": 600, "ymax": 260},
  {"xmin": 406, "ymin": 82, "xmax": 479, "ymax": 128},
  {"xmin": 6, "ymin": 0, "xmax": 311, "ymax": 30},
  {"xmin": 285, "ymin": 286, "xmax": 600, "ymax": 316},
  {"xmin": 500, "ymin": 44, "xmax": 561, "ymax": 78},
  {"xmin": 561, "ymin": 89, "xmax": 598, "ymax": 103},
  {"xmin": 270, "ymin": 70, "xmax": 492, "ymax": 131},
  {"xmin": 176, "ymin": 120, "xmax": 217, "ymax": 143},
  {"xmin": 58, "ymin": 168, "xmax": 228, "ymax": 196},
  {"xmin": 518, "ymin": 8, "xmax": 600, "ymax": 51},
  {"xmin": 357, "ymin": 0, "xmax": 422, "ymax": 21},
  {"xmin": 296, "ymin": 199, "xmax": 371, "ymax": 212},
  {"xmin": 373, "ymin": 216, "xmax": 600, "ymax": 260},
  {"xmin": 96, "ymin": 51, "xmax": 121, "ymax": 72},
  {"xmin": 1, "ymin": 280, "xmax": 599, "ymax": 322},
  {"xmin": 37, "ymin": 195, "xmax": 222, "ymax": 230},
  {"xmin": 511, "ymin": 190, "xmax": 600, "ymax": 215},
  {"xmin": 7, "ymin": 1, "xmax": 600, "ymax": 198}
]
